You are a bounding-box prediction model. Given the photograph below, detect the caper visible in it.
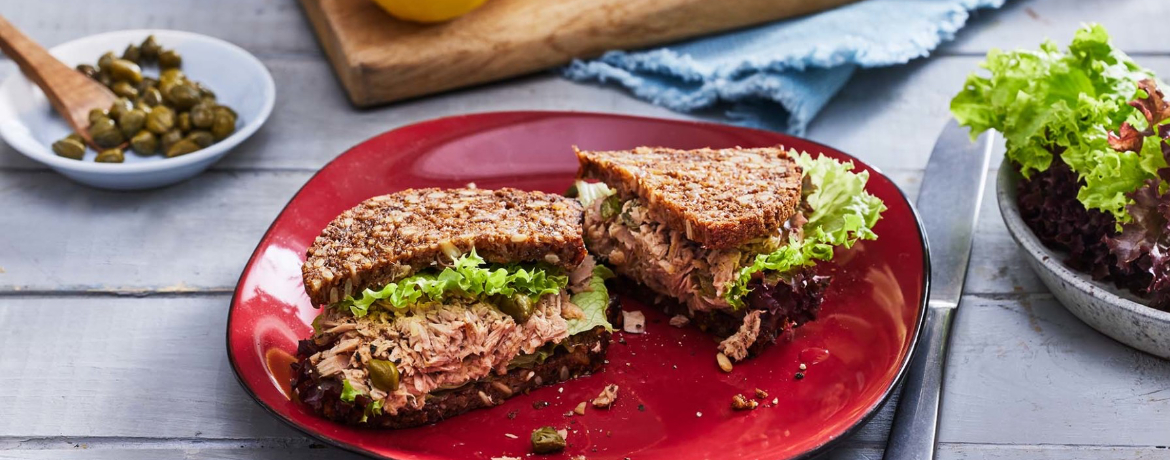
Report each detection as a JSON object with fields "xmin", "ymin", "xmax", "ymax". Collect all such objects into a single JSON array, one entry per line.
[
  {"xmin": 194, "ymin": 82, "xmax": 215, "ymax": 100},
  {"xmin": 158, "ymin": 49, "xmax": 182, "ymax": 69},
  {"xmin": 108, "ymin": 58, "xmax": 143, "ymax": 83},
  {"xmin": 87, "ymin": 108, "xmax": 108, "ymax": 125},
  {"xmin": 89, "ymin": 118, "xmax": 125, "ymax": 148},
  {"xmin": 136, "ymin": 76, "xmax": 158, "ymax": 94},
  {"xmin": 168, "ymin": 83, "xmax": 201, "ymax": 110},
  {"xmin": 165, "ymin": 138, "xmax": 201, "ymax": 158},
  {"xmin": 75, "ymin": 64, "xmax": 98, "ymax": 79},
  {"xmin": 210, "ymin": 111, "xmax": 236, "ymax": 141},
  {"xmin": 66, "ymin": 132, "xmax": 84, "ymax": 143},
  {"xmin": 141, "ymin": 87, "xmax": 163, "ymax": 107},
  {"xmin": 52, "ymin": 137, "xmax": 86, "ymax": 160},
  {"xmin": 122, "ymin": 44, "xmax": 141, "ymax": 63},
  {"xmin": 119, "ymin": 109, "xmax": 147, "ymax": 137},
  {"xmin": 130, "ymin": 130, "xmax": 159, "ymax": 155},
  {"xmin": 97, "ymin": 51, "xmax": 116, "ymax": 73},
  {"xmin": 367, "ymin": 359, "xmax": 400, "ymax": 392},
  {"xmin": 493, "ymin": 294, "xmax": 533, "ymax": 322},
  {"xmin": 145, "ymin": 105, "xmax": 175, "ymax": 134},
  {"xmin": 159, "ymin": 68, "xmax": 185, "ymax": 84},
  {"xmin": 97, "ymin": 73, "xmax": 112, "ymax": 87},
  {"xmin": 190, "ymin": 103, "xmax": 215, "ymax": 128},
  {"xmin": 177, "ymin": 112, "xmax": 192, "ymax": 132},
  {"xmin": 213, "ymin": 105, "xmax": 237, "ymax": 119},
  {"xmin": 160, "ymin": 129, "xmax": 183, "ymax": 152},
  {"xmin": 108, "ymin": 98, "xmax": 133, "ymax": 120},
  {"xmin": 111, "ymin": 81, "xmax": 138, "ymax": 99},
  {"xmin": 530, "ymin": 427, "xmax": 566, "ymax": 454},
  {"xmin": 140, "ymin": 35, "xmax": 161, "ymax": 61},
  {"xmin": 186, "ymin": 130, "xmax": 214, "ymax": 148},
  {"xmin": 95, "ymin": 147, "xmax": 125, "ymax": 163}
]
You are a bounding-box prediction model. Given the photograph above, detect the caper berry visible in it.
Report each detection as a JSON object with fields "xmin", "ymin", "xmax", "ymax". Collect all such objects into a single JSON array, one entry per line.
[
  {"xmin": 168, "ymin": 83, "xmax": 201, "ymax": 110},
  {"xmin": 111, "ymin": 81, "xmax": 139, "ymax": 99},
  {"xmin": 97, "ymin": 51, "xmax": 116, "ymax": 73},
  {"xmin": 530, "ymin": 427, "xmax": 566, "ymax": 454},
  {"xmin": 158, "ymin": 49, "xmax": 182, "ymax": 69},
  {"xmin": 210, "ymin": 111, "xmax": 236, "ymax": 141},
  {"xmin": 75, "ymin": 64, "xmax": 98, "ymax": 79},
  {"xmin": 177, "ymin": 112, "xmax": 192, "ymax": 132},
  {"xmin": 367, "ymin": 359, "xmax": 400, "ymax": 392},
  {"xmin": 140, "ymin": 35, "xmax": 161, "ymax": 61},
  {"xmin": 493, "ymin": 294, "xmax": 533, "ymax": 322},
  {"xmin": 145, "ymin": 105, "xmax": 175, "ymax": 134},
  {"xmin": 122, "ymin": 44, "xmax": 141, "ymax": 63},
  {"xmin": 141, "ymin": 87, "xmax": 163, "ymax": 107},
  {"xmin": 90, "ymin": 118, "xmax": 125, "ymax": 149},
  {"xmin": 95, "ymin": 147, "xmax": 125, "ymax": 163},
  {"xmin": 160, "ymin": 129, "xmax": 183, "ymax": 152},
  {"xmin": 130, "ymin": 130, "xmax": 159, "ymax": 155},
  {"xmin": 87, "ymin": 108, "xmax": 108, "ymax": 125},
  {"xmin": 52, "ymin": 137, "xmax": 86, "ymax": 160},
  {"xmin": 190, "ymin": 103, "xmax": 215, "ymax": 128},
  {"xmin": 165, "ymin": 138, "xmax": 201, "ymax": 158},
  {"xmin": 119, "ymin": 109, "xmax": 147, "ymax": 138},
  {"xmin": 108, "ymin": 98, "xmax": 133, "ymax": 121}
]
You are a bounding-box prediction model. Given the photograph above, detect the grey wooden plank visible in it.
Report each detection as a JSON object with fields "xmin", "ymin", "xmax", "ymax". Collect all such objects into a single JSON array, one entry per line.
[
  {"xmin": 0, "ymin": 170, "xmax": 310, "ymax": 293},
  {"xmin": 0, "ymin": 0, "xmax": 318, "ymax": 57},
  {"xmin": 939, "ymin": 294, "xmax": 1170, "ymax": 446},
  {"xmin": 942, "ymin": 0, "xmax": 1170, "ymax": 56}
]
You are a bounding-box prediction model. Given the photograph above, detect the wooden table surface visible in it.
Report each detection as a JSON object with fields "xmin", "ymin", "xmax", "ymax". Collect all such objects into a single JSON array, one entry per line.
[{"xmin": 1, "ymin": 1, "xmax": 1168, "ymax": 459}]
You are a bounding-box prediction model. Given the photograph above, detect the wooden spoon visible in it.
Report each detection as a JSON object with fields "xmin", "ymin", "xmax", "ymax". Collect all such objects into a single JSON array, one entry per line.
[{"xmin": 0, "ymin": 14, "xmax": 118, "ymax": 150}]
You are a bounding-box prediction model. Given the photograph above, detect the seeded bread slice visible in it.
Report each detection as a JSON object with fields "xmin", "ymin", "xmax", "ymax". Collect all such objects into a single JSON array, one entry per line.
[
  {"xmin": 575, "ymin": 146, "xmax": 802, "ymax": 250},
  {"xmin": 303, "ymin": 188, "xmax": 586, "ymax": 306}
]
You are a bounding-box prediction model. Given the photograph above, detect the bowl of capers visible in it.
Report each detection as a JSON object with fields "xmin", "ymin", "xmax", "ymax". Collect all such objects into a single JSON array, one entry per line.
[{"xmin": 0, "ymin": 30, "xmax": 274, "ymax": 189}]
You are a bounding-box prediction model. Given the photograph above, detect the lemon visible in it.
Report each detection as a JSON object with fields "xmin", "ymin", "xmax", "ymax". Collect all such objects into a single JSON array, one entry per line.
[{"xmin": 372, "ymin": 0, "xmax": 488, "ymax": 23}]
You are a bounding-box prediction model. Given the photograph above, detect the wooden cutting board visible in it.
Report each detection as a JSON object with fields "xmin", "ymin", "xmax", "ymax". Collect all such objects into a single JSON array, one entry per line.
[{"xmin": 300, "ymin": 0, "xmax": 858, "ymax": 107}]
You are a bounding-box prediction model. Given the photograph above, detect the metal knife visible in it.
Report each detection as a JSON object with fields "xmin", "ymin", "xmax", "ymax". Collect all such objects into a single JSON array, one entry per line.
[{"xmin": 883, "ymin": 119, "xmax": 996, "ymax": 460}]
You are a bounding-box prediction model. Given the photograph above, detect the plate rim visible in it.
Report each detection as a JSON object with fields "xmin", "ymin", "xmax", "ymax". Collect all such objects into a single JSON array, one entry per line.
[{"xmin": 225, "ymin": 111, "xmax": 932, "ymax": 460}]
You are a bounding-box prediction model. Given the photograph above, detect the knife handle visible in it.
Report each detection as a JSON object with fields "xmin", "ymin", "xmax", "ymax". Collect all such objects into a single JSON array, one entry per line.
[{"xmin": 883, "ymin": 306, "xmax": 955, "ymax": 460}]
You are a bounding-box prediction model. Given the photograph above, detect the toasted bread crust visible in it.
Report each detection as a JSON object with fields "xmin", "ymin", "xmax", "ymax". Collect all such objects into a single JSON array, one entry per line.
[
  {"xmin": 575, "ymin": 146, "xmax": 801, "ymax": 250},
  {"xmin": 303, "ymin": 188, "xmax": 586, "ymax": 306}
]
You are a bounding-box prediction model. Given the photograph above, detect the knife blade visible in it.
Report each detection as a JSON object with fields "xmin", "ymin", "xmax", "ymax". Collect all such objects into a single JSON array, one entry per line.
[{"xmin": 883, "ymin": 119, "xmax": 995, "ymax": 460}]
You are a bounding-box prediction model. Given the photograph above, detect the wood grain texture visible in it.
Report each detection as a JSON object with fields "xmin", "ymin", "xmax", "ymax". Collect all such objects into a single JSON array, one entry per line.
[{"xmin": 299, "ymin": 0, "xmax": 859, "ymax": 106}]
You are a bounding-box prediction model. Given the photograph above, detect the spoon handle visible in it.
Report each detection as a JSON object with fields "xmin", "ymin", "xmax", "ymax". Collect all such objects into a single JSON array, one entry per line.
[{"xmin": 0, "ymin": 14, "xmax": 114, "ymax": 147}]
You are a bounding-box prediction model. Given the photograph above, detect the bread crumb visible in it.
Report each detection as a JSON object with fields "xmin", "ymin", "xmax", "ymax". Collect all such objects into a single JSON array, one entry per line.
[
  {"xmin": 669, "ymin": 314, "xmax": 689, "ymax": 327},
  {"xmin": 504, "ymin": 433, "xmax": 518, "ymax": 439},
  {"xmin": 696, "ymin": 411, "xmax": 703, "ymax": 417},
  {"xmin": 592, "ymin": 384, "xmax": 619, "ymax": 408},
  {"xmin": 754, "ymin": 388, "xmax": 768, "ymax": 399},
  {"xmin": 574, "ymin": 401, "xmax": 587, "ymax": 415},
  {"xmin": 622, "ymin": 310, "xmax": 646, "ymax": 334},
  {"xmin": 731, "ymin": 394, "xmax": 758, "ymax": 411}
]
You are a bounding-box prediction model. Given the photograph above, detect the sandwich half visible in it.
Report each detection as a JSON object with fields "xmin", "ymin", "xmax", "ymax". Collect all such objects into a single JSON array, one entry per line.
[
  {"xmin": 292, "ymin": 187, "xmax": 614, "ymax": 428},
  {"xmin": 573, "ymin": 146, "xmax": 885, "ymax": 361}
]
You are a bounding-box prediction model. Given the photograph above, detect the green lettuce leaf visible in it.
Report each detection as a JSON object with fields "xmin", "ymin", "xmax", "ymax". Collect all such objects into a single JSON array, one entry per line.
[
  {"xmin": 340, "ymin": 379, "xmax": 362, "ymax": 403},
  {"xmin": 723, "ymin": 152, "xmax": 885, "ymax": 308},
  {"xmin": 573, "ymin": 180, "xmax": 615, "ymax": 207},
  {"xmin": 335, "ymin": 249, "xmax": 567, "ymax": 317},
  {"xmin": 950, "ymin": 24, "xmax": 1156, "ymax": 221},
  {"xmin": 566, "ymin": 265, "xmax": 615, "ymax": 335}
]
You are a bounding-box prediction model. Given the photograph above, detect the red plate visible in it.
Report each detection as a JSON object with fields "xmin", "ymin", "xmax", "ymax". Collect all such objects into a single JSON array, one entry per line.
[{"xmin": 228, "ymin": 112, "xmax": 928, "ymax": 460}]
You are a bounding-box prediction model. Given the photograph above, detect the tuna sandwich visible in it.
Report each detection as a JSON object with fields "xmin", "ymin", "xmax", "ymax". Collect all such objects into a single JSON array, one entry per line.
[
  {"xmin": 292, "ymin": 187, "xmax": 614, "ymax": 428},
  {"xmin": 573, "ymin": 146, "xmax": 885, "ymax": 361}
]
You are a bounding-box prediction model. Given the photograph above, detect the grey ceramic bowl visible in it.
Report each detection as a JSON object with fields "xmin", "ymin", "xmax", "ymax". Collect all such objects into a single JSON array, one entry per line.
[{"xmin": 997, "ymin": 160, "xmax": 1170, "ymax": 358}]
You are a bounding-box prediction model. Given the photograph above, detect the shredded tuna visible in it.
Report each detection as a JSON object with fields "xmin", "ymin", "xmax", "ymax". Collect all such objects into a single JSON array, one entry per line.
[
  {"xmin": 309, "ymin": 293, "xmax": 571, "ymax": 414},
  {"xmin": 718, "ymin": 310, "xmax": 763, "ymax": 361}
]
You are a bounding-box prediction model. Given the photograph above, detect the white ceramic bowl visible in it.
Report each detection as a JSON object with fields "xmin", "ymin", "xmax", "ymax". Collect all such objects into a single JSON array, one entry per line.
[
  {"xmin": 997, "ymin": 160, "xmax": 1170, "ymax": 358},
  {"xmin": 0, "ymin": 29, "xmax": 274, "ymax": 190}
]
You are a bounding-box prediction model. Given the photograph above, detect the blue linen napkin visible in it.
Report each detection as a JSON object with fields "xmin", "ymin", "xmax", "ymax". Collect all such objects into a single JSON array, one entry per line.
[{"xmin": 563, "ymin": 0, "xmax": 1004, "ymax": 134}]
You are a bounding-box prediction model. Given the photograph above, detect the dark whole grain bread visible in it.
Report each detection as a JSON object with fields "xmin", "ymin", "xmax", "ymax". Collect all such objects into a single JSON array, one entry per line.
[
  {"xmin": 291, "ymin": 327, "xmax": 610, "ymax": 428},
  {"xmin": 575, "ymin": 146, "xmax": 802, "ymax": 250},
  {"xmin": 303, "ymin": 187, "xmax": 586, "ymax": 306}
]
